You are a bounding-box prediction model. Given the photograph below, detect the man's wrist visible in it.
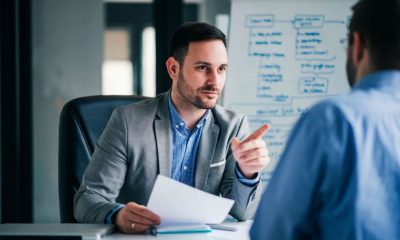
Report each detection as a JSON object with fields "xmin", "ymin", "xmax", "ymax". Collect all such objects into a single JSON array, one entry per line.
[
  {"xmin": 105, "ymin": 204, "xmax": 125, "ymax": 224},
  {"xmin": 111, "ymin": 208, "xmax": 120, "ymax": 224},
  {"xmin": 235, "ymin": 163, "xmax": 260, "ymax": 187}
]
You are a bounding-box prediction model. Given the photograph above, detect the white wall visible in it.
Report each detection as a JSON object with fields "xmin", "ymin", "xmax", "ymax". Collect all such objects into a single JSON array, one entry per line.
[{"xmin": 32, "ymin": 0, "xmax": 104, "ymax": 222}]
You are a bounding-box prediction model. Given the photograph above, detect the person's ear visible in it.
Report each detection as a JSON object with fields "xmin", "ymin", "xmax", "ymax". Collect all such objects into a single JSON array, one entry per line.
[
  {"xmin": 166, "ymin": 57, "xmax": 179, "ymax": 81},
  {"xmin": 351, "ymin": 31, "xmax": 372, "ymax": 79},
  {"xmin": 351, "ymin": 32, "xmax": 366, "ymax": 66}
]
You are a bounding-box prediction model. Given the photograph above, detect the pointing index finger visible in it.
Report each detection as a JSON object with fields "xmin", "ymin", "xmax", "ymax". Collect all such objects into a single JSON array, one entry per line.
[{"xmin": 242, "ymin": 124, "xmax": 269, "ymax": 143}]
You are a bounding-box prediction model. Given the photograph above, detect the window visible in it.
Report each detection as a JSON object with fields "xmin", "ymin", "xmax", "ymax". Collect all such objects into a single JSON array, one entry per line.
[
  {"xmin": 141, "ymin": 26, "xmax": 156, "ymax": 97},
  {"xmin": 102, "ymin": 28, "xmax": 134, "ymax": 95},
  {"xmin": 103, "ymin": 2, "xmax": 198, "ymax": 96}
]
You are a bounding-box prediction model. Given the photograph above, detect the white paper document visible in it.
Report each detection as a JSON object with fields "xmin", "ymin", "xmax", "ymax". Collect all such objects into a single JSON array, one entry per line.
[{"xmin": 147, "ymin": 175, "xmax": 234, "ymax": 227}]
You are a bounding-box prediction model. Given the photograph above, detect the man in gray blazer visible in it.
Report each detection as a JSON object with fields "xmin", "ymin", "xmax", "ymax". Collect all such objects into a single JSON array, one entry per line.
[{"xmin": 74, "ymin": 22, "xmax": 270, "ymax": 234}]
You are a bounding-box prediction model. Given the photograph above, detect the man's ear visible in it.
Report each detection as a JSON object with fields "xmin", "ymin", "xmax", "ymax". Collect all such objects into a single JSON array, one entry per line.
[
  {"xmin": 351, "ymin": 31, "xmax": 372, "ymax": 79},
  {"xmin": 351, "ymin": 32, "xmax": 366, "ymax": 65},
  {"xmin": 166, "ymin": 57, "xmax": 179, "ymax": 81}
]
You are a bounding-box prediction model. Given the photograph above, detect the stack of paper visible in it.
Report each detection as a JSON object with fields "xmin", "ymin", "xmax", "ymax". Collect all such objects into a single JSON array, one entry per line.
[{"xmin": 147, "ymin": 175, "xmax": 234, "ymax": 234}]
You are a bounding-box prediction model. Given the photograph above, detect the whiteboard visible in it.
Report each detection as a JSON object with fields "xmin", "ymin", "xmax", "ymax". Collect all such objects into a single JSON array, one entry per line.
[{"xmin": 223, "ymin": 0, "xmax": 356, "ymax": 182}]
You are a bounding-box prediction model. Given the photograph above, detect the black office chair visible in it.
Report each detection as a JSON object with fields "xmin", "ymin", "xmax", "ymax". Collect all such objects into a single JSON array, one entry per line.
[{"xmin": 58, "ymin": 95, "xmax": 150, "ymax": 223}]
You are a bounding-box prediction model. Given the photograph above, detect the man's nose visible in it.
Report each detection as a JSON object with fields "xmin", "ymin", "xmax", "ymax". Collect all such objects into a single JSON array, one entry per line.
[{"xmin": 208, "ymin": 69, "xmax": 220, "ymax": 84}]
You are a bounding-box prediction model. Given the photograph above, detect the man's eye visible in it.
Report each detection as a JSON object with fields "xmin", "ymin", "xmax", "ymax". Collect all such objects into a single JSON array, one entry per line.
[
  {"xmin": 219, "ymin": 66, "xmax": 227, "ymax": 72},
  {"xmin": 197, "ymin": 66, "xmax": 207, "ymax": 70}
]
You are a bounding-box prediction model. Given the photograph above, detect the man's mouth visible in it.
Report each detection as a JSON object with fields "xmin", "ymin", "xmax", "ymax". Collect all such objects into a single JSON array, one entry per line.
[{"xmin": 201, "ymin": 90, "xmax": 219, "ymax": 97}]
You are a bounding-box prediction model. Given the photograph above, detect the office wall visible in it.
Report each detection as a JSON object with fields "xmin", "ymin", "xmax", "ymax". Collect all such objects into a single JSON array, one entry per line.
[
  {"xmin": 199, "ymin": 0, "xmax": 230, "ymax": 25},
  {"xmin": 32, "ymin": 0, "xmax": 103, "ymax": 222}
]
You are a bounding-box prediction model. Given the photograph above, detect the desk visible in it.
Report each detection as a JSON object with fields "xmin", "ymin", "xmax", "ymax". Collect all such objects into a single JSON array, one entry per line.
[
  {"xmin": 105, "ymin": 221, "xmax": 252, "ymax": 240},
  {"xmin": 0, "ymin": 222, "xmax": 252, "ymax": 240}
]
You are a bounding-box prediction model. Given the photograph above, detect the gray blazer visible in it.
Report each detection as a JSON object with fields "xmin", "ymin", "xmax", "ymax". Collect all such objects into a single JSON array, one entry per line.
[{"xmin": 74, "ymin": 92, "xmax": 262, "ymax": 223}]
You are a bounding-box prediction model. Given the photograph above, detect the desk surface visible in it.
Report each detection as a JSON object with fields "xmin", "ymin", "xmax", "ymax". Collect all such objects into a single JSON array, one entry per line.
[
  {"xmin": 105, "ymin": 221, "xmax": 252, "ymax": 240},
  {"xmin": 0, "ymin": 222, "xmax": 252, "ymax": 240}
]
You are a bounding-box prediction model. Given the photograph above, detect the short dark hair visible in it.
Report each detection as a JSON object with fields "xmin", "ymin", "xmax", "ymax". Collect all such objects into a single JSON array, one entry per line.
[
  {"xmin": 349, "ymin": 0, "xmax": 400, "ymax": 70},
  {"xmin": 170, "ymin": 22, "xmax": 227, "ymax": 65}
]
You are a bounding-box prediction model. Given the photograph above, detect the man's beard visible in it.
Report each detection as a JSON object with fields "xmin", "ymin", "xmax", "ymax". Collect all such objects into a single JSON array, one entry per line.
[
  {"xmin": 177, "ymin": 72, "xmax": 220, "ymax": 110},
  {"xmin": 346, "ymin": 56, "xmax": 357, "ymax": 87}
]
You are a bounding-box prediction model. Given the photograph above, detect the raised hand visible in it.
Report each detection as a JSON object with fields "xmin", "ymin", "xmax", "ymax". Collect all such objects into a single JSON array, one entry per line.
[{"xmin": 231, "ymin": 124, "xmax": 270, "ymax": 179}]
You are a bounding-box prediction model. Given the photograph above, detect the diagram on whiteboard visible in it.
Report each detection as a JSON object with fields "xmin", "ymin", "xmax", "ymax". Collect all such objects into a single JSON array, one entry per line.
[{"xmin": 223, "ymin": 1, "xmax": 356, "ymax": 183}]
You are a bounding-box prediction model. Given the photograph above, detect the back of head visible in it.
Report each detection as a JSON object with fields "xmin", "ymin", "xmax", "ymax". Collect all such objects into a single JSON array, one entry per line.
[
  {"xmin": 349, "ymin": 0, "xmax": 400, "ymax": 70},
  {"xmin": 170, "ymin": 22, "xmax": 226, "ymax": 65}
]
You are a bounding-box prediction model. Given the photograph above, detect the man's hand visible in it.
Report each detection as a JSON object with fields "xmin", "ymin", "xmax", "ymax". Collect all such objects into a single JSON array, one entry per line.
[
  {"xmin": 231, "ymin": 124, "xmax": 270, "ymax": 179},
  {"xmin": 115, "ymin": 202, "xmax": 161, "ymax": 234}
]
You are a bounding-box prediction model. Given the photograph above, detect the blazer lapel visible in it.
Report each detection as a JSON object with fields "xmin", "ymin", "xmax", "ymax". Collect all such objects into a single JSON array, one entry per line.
[
  {"xmin": 155, "ymin": 93, "xmax": 172, "ymax": 177},
  {"xmin": 195, "ymin": 112, "xmax": 219, "ymax": 190}
]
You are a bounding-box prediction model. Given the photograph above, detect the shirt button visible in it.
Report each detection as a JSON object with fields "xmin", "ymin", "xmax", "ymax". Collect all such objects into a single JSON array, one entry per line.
[
  {"xmin": 175, "ymin": 124, "xmax": 179, "ymax": 128},
  {"xmin": 183, "ymin": 166, "xmax": 187, "ymax": 170}
]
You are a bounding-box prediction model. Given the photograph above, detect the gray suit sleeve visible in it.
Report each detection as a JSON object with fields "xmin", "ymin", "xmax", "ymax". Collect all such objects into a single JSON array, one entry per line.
[
  {"xmin": 74, "ymin": 107, "xmax": 128, "ymax": 223},
  {"xmin": 221, "ymin": 116, "xmax": 263, "ymax": 221}
]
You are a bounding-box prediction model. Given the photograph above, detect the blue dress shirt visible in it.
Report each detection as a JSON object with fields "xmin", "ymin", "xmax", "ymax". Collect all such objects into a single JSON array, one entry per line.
[
  {"xmin": 250, "ymin": 71, "xmax": 400, "ymax": 239},
  {"xmin": 168, "ymin": 96, "xmax": 207, "ymax": 186}
]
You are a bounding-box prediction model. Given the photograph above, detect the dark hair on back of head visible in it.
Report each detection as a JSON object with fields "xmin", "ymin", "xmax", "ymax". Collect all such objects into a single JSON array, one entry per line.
[
  {"xmin": 349, "ymin": 0, "xmax": 400, "ymax": 70},
  {"xmin": 170, "ymin": 22, "xmax": 226, "ymax": 65}
]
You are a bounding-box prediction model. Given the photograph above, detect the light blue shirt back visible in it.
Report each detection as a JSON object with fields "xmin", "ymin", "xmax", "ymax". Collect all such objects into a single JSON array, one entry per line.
[{"xmin": 250, "ymin": 71, "xmax": 400, "ymax": 239}]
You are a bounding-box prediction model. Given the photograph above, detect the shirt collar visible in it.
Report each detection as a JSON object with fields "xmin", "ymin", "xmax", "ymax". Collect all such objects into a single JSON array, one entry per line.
[
  {"xmin": 168, "ymin": 93, "xmax": 209, "ymax": 130},
  {"xmin": 353, "ymin": 70, "xmax": 400, "ymax": 91}
]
